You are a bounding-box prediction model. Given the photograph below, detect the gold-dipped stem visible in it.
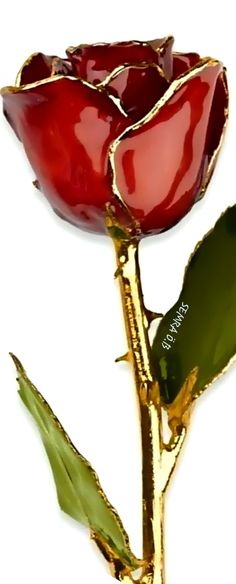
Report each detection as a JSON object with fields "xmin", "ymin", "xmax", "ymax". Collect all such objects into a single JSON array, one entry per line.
[
  {"xmin": 107, "ymin": 208, "xmax": 165, "ymax": 584},
  {"xmin": 122, "ymin": 576, "xmax": 135, "ymax": 584}
]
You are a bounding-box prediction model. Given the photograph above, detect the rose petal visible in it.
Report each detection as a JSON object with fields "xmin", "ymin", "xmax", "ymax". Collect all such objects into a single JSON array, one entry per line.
[
  {"xmin": 104, "ymin": 63, "xmax": 169, "ymax": 122},
  {"xmin": 173, "ymin": 52, "xmax": 200, "ymax": 78},
  {"xmin": 112, "ymin": 59, "xmax": 223, "ymax": 235},
  {"xmin": 199, "ymin": 69, "xmax": 228, "ymax": 196},
  {"xmin": 66, "ymin": 38, "xmax": 172, "ymax": 84},
  {"xmin": 16, "ymin": 52, "xmax": 73, "ymax": 87},
  {"xmin": 2, "ymin": 77, "xmax": 129, "ymax": 233},
  {"xmin": 148, "ymin": 36, "xmax": 174, "ymax": 79}
]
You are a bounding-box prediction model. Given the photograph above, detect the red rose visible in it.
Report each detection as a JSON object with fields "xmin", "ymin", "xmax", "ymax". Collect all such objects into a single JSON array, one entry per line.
[{"xmin": 1, "ymin": 37, "xmax": 228, "ymax": 236}]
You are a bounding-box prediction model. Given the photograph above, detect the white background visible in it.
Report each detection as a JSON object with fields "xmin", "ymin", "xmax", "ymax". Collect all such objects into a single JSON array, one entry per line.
[{"xmin": 0, "ymin": 2, "xmax": 235, "ymax": 583}]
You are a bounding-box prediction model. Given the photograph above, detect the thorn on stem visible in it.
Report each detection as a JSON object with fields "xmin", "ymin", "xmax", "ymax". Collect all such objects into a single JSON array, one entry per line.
[
  {"xmin": 114, "ymin": 267, "xmax": 123, "ymax": 279},
  {"xmin": 33, "ymin": 179, "xmax": 40, "ymax": 190},
  {"xmin": 115, "ymin": 352, "xmax": 130, "ymax": 363},
  {"xmin": 145, "ymin": 309, "xmax": 163, "ymax": 328}
]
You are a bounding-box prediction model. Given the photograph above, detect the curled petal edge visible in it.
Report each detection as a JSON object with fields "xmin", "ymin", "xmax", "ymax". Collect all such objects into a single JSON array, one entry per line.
[
  {"xmin": 16, "ymin": 52, "xmax": 41, "ymax": 86},
  {"xmin": 198, "ymin": 68, "xmax": 228, "ymax": 200},
  {"xmin": 15, "ymin": 52, "xmax": 53, "ymax": 87},
  {"xmin": 15, "ymin": 52, "xmax": 74, "ymax": 88},
  {"xmin": 148, "ymin": 35, "xmax": 174, "ymax": 78},
  {"xmin": 97, "ymin": 60, "xmax": 168, "ymax": 88},
  {"xmin": 2, "ymin": 55, "xmax": 226, "ymax": 239},
  {"xmin": 1, "ymin": 72, "xmax": 128, "ymax": 116},
  {"xmin": 66, "ymin": 36, "xmax": 174, "ymax": 82},
  {"xmin": 108, "ymin": 57, "xmax": 224, "ymax": 217},
  {"xmin": 2, "ymin": 72, "xmax": 101, "ymax": 95},
  {"xmin": 66, "ymin": 35, "xmax": 174, "ymax": 59},
  {"xmin": 14, "ymin": 38, "xmax": 173, "ymax": 91},
  {"xmin": 148, "ymin": 35, "xmax": 174, "ymax": 52}
]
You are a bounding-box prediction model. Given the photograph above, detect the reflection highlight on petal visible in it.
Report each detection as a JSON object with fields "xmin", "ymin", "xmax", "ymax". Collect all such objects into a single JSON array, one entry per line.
[
  {"xmin": 1, "ymin": 39, "xmax": 228, "ymax": 238},
  {"xmin": 112, "ymin": 59, "xmax": 223, "ymax": 235},
  {"xmin": 2, "ymin": 77, "xmax": 129, "ymax": 233}
]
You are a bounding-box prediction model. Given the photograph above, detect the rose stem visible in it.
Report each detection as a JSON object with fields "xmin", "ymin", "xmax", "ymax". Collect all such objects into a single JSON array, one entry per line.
[
  {"xmin": 107, "ymin": 208, "xmax": 167, "ymax": 584},
  {"xmin": 107, "ymin": 208, "xmax": 186, "ymax": 583}
]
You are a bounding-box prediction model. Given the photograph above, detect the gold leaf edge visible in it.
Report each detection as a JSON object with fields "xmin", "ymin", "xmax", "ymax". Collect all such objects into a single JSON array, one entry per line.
[
  {"xmin": 168, "ymin": 350, "xmax": 236, "ymax": 410},
  {"xmin": 183, "ymin": 204, "xmax": 234, "ymax": 278},
  {"xmin": 158, "ymin": 205, "xmax": 236, "ymax": 406},
  {"xmin": 193, "ymin": 350, "xmax": 236, "ymax": 400},
  {"xmin": 166, "ymin": 367, "xmax": 199, "ymax": 430},
  {"xmin": 10, "ymin": 353, "xmax": 140, "ymax": 570}
]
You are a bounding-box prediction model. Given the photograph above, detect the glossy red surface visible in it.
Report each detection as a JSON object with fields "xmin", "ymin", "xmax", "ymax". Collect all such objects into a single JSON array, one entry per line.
[
  {"xmin": 106, "ymin": 64, "xmax": 169, "ymax": 121},
  {"xmin": 67, "ymin": 38, "xmax": 172, "ymax": 84},
  {"xmin": 3, "ymin": 78, "xmax": 128, "ymax": 232},
  {"xmin": 114, "ymin": 62, "xmax": 223, "ymax": 234},
  {"xmin": 173, "ymin": 52, "xmax": 200, "ymax": 78},
  {"xmin": 2, "ymin": 39, "xmax": 228, "ymax": 237}
]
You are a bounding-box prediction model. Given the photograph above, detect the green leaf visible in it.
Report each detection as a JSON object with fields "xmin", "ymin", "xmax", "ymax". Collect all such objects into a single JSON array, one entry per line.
[
  {"xmin": 11, "ymin": 354, "xmax": 139, "ymax": 571},
  {"xmin": 152, "ymin": 205, "xmax": 236, "ymax": 406}
]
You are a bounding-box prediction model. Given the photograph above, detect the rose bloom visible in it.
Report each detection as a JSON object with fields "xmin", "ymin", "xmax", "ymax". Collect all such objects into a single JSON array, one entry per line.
[{"xmin": 1, "ymin": 36, "xmax": 228, "ymax": 236}]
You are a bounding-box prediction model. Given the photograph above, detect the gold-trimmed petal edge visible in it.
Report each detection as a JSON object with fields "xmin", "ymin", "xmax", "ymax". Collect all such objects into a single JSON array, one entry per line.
[
  {"xmin": 98, "ymin": 60, "xmax": 168, "ymax": 89},
  {"xmin": 66, "ymin": 38, "xmax": 170, "ymax": 57},
  {"xmin": 15, "ymin": 38, "xmax": 174, "ymax": 89},
  {"xmin": 15, "ymin": 51, "xmax": 44, "ymax": 87},
  {"xmin": 148, "ymin": 35, "xmax": 174, "ymax": 55},
  {"xmin": 1, "ymin": 70, "xmax": 132, "ymax": 226},
  {"xmin": 1, "ymin": 71, "xmax": 129, "ymax": 117},
  {"xmin": 15, "ymin": 51, "xmax": 80, "ymax": 88},
  {"xmin": 198, "ymin": 68, "xmax": 229, "ymax": 200},
  {"xmin": 173, "ymin": 50, "xmax": 199, "ymax": 57},
  {"xmin": 67, "ymin": 41, "xmax": 112, "ymax": 55},
  {"xmin": 111, "ymin": 57, "xmax": 221, "ymax": 142},
  {"xmin": 1, "ymin": 73, "xmax": 96, "ymax": 95},
  {"xmin": 108, "ymin": 57, "xmax": 222, "ymax": 228},
  {"xmin": 147, "ymin": 35, "xmax": 174, "ymax": 80}
]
